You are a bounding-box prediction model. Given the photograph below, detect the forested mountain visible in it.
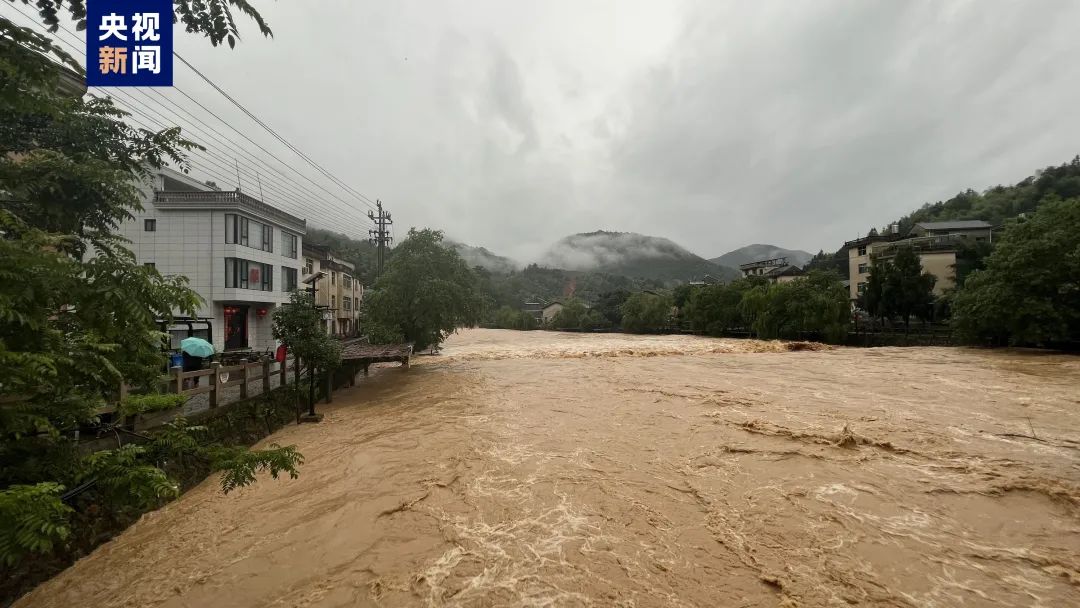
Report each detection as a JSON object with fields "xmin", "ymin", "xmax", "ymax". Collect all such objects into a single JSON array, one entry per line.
[
  {"xmin": 894, "ymin": 156, "xmax": 1080, "ymax": 232},
  {"xmin": 805, "ymin": 155, "xmax": 1080, "ymax": 275},
  {"xmin": 541, "ymin": 231, "xmax": 739, "ymax": 283},
  {"xmin": 475, "ymin": 264, "xmax": 663, "ymax": 310},
  {"xmin": 710, "ymin": 244, "xmax": 813, "ymax": 269},
  {"xmin": 304, "ymin": 227, "xmax": 378, "ymax": 283},
  {"xmin": 444, "ymin": 240, "xmax": 519, "ymax": 274}
]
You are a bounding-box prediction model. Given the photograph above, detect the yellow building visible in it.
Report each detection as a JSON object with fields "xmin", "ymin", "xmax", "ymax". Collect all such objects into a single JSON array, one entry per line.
[
  {"xmin": 301, "ymin": 243, "xmax": 363, "ymax": 337},
  {"xmin": 845, "ymin": 220, "xmax": 992, "ymax": 301}
]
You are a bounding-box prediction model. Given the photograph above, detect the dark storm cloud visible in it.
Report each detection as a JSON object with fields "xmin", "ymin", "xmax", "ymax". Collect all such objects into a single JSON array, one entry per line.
[
  {"xmin": 168, "ymin": 0, "xmax": 1080, "ymax": 262},
  {"xmin": 606, "ymin": 0, "xmax": 1080, "ymax": 256}
]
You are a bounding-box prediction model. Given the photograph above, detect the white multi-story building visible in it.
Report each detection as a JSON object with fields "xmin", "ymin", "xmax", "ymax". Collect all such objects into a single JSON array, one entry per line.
[{"xmin": 118, "ymin": 167, "xmax": 306, "ymax": 353}]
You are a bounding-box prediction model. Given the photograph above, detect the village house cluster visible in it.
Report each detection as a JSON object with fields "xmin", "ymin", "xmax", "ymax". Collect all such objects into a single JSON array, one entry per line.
[
  {"xmin": 117, "ymin": 167, "xmax": 362, "ymax": 354},
  {"xmin": 738, "ymin": 220, "xmax": 993, "ymax": 303}
]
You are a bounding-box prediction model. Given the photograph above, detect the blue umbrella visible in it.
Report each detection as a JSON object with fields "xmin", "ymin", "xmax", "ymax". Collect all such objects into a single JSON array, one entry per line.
[{"xmin": 180, "ymin": 337, "xmax": 215, "ymax": 358}]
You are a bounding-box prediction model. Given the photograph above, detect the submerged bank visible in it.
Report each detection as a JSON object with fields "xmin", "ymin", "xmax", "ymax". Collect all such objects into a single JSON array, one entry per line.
[{"xmin": 17, "ymin": 329, "xmax": 1080, "ymax": 607}]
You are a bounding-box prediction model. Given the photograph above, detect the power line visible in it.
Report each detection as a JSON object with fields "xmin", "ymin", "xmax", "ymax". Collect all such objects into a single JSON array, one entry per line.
[
  {"xmin": 103, "ymin": 86, "xmax": 374, "ymax": 231},
  {"xmin": 174, "ymin": 52, "xmax": 381, "ymax": 211},
  {"xmin": 5, "ymin": 5, "xmax": 378, "ymax": 238},
  {"xmin": 104, "ymin": 91, "xmax": 371, "ymax": 233},
  {"xmin": 18, "ymin": 9, "xmax": 376, "ymax": 234}
]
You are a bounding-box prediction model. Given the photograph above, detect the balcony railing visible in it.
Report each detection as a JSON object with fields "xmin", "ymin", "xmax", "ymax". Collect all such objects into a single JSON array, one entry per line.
[
  {"xmin": 153, "ymin": 190, "xmax": 306, "ymax": 229},
  {"xmin": 870, "ymin": 234, "xmax": 965, "ymax": 258}
]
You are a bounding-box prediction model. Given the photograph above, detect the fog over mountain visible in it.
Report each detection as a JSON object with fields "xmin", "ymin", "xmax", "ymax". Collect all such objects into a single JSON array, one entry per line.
[
  {"xmin": 444, "ymin": 239, "xmax": 520, "ymax": 273},
  {"xmin": 710, "ymin": 244, "xmax": 813, "ymax": 269},
  {"xmin": 539, "ymin": 231, "xmax": 739, "ymax": 282}
]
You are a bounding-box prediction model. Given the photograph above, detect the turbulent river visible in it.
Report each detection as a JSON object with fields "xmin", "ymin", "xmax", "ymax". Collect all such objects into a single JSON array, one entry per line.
[{"xmin": 19, "ymin": 329, "xmax": 1080, "ymax": 607}]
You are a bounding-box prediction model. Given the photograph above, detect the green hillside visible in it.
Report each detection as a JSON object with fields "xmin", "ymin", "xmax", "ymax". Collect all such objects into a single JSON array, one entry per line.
[
  {"xmin": 806, "ymin": 155, "xmax": 1080, "ymax": 274},
  {"xmin": 895, "ymin": 156, "xmax": 1080, "ymax": 232}
]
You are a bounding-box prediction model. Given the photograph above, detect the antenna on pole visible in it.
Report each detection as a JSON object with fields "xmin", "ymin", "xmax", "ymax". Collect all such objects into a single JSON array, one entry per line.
[
  {"xmin": 234, "ymin": 159, "xmax": 242, "ymax": 192},
  {"xmin": 256, "ymin": 172, "xmax": 265, "ymax": 202}
]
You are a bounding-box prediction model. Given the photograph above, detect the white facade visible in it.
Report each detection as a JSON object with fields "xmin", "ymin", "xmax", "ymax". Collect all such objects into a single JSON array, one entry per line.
[{"xmin": 118, "ymin": 168, "xmax": 306, "ymax": 353}]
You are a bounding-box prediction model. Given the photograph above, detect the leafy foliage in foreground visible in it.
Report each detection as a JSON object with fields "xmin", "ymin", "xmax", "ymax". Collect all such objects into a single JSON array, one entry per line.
[
  {"xmin": 210, "ymin": 444, "xmax": 303, "ymax": 494},
  {"xmin": 81, "ymin": 446, "xmax": 179, "ymax": 510},
  {"xmin": 0, "ymin": 484, "xmax": 71, "ymax": 567},
  {"xmin": 1, "ymin": 0, "xmax": 295, "ymax": 582}
]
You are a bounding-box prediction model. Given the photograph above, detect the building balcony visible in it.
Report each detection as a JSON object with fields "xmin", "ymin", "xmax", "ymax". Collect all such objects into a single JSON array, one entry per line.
[
  {"xmin": 870, "ymin": 234, "xmax": 966, "ymax": 259},
  {"xmin": 153, "ymin": 190, "xmax": 306, "ymax": 232}
]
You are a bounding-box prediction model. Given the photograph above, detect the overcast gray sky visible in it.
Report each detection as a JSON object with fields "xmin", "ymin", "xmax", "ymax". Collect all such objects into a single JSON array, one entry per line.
[{"xmin": 171, "ymin": 0, "xmax": 1080, "ymax": 262}]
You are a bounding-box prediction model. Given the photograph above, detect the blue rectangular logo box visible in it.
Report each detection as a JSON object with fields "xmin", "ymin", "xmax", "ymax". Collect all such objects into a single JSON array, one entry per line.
[{"xmin": 86, "ymin": 0, "xmax": 173, "ymax": 86}]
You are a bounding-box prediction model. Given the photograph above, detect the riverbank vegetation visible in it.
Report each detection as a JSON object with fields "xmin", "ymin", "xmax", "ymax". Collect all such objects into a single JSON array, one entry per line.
[
  {"xmin": 484, "ymin": 158, "xmax": 1080, "ymax": 348},
  {"xmin": 951, "ymin": 197, "xmax": 1080, "ymax": 346},
  {"xmin": 0, "ymin": 2, "xmax": 311, "ymax": 600}
]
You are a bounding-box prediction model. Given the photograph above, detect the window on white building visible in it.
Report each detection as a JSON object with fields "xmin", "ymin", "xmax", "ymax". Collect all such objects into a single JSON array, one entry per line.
[
  {"xmin": 857, "ymin": 245, "xmax": 867, "ymax": 256},
  {"xmin": 858, "ymin": 263, "xmax": 869, "ymax": 274},
  {"xmin": 343, "ymin": 274, "xmax": 352, "ymax": 288},
  {"xmin": 144, "ymin": 218, "xmax": 156, "ymax": 231},
  {"xmin": 225, "ymin": 257, "xmax": 273, "ymax": 291},
  {"xmin": 303, "ymin": 257, "xmax": 314, "ymax": 275},
  {"xmin": 226, "ymin": 214, "xmax": 275, "ymax": 252},
  {"xmin": 261, "ymin": 224, "xmax": 273, "ymax": 253},
  {"xmin": 283, "ymin": 267, "xmax": 298, "ymax": 292},
  {"xmin": 343, "ymin": 296, "xmax": 351, "ymax": 311},
  {"xmin": 331, "ymin": 294, "xmax": 336, "ymax": 309},
  {"xmin": 282, "ymin": 232, "xmax": 298, "ymax": 258},
  {"xmin": 331, "ymin": 272, "xmax": 336, "ymax": 285}
]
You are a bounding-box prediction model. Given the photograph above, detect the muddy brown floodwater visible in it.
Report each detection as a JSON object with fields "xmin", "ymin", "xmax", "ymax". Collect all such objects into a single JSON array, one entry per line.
[{"xmin": 18, "ymin": 330, "xmax": 1080, "ymax": 607}]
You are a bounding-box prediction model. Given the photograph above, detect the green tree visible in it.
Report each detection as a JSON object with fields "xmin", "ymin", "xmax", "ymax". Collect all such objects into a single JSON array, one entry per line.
[
  {"xmin": 362, "ymin": 229, "xmax": 482, "ymax": 351},
  {"xmin": 882, "ymin": 247, "xmax": 936, "ymax": 330},
  {"xmin": 685, "ymin": 278, "xmax": 766, "ymax": 335},
  {"xmin": 272, "ymin": 291, "xmax": 343, "ymax": 417},
  {"xmin": 860, "ymin": 258, "xmax": 889, "ymax": 323},
  {"xmin": 594, "ymin": 290, "xmax": 630, "ymax": 327},
  {"xmin": 620, "ymin": 292, "xmax": 673, "ymax": 333},
  {"xmin": 492, "ymin": 305, "xmax": 537, "ymax": 330},
  {"xmin": 952, "ymin": 198, "xmax": 1080, "ymax": 345},
  {"xmin": 549, "ymin": 298, "xmax": 589, "ymax": 330},
  {"xmin": 741, "ymin": 272, "xmax": 849, "ymax": 342},
  {"xmin": 1, "ymin": 0, "xmax": 284, "ymax": 572},
  {"xmin": 581, "ymin": 309, "xmax": 608, "ymax": 331}
]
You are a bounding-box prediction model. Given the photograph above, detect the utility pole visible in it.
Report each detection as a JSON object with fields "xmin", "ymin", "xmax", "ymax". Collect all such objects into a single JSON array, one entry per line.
[{"xmin": 368, "ymin": 200, "xmax": 393, "ymax": 279}]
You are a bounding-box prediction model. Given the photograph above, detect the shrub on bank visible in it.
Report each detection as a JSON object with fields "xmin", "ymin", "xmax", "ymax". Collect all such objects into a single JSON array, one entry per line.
[
  {"xmin": 492, "ymin": 305, "xmax": 539, "ymax": 330},
  {"xmin": 686, "ymin": 272, "xmax": 849, "ymax": 342},
  {"xmin": 117, "ymin": 393, "xmax": 188, "ymax": 418},
  {"xmin": 0, "ymin": 386, "xmax": 304, "ymax": 605}
]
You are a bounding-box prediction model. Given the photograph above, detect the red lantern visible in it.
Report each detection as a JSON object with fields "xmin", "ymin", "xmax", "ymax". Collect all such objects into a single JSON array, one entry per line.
[{"xmin": 256, "ymin": 307, "xmax": 268, "ymax": 318}]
